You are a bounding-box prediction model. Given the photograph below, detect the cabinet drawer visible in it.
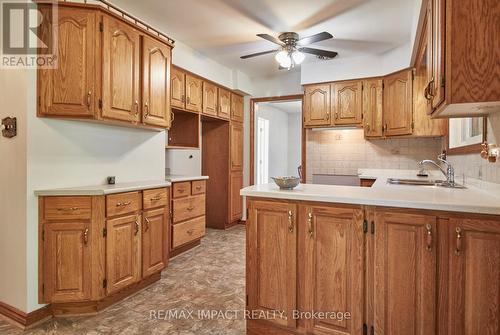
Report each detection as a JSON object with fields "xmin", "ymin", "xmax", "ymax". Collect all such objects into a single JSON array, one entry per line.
[
  {"xmin": 43, "ymin": 196, "xmax": 92, "ymax": 220},
  {"xmin": 172, "ymin": 216, "xmax": 205, "ymax": 249},
  {"xmin": 191, "ymin": 180, "xmax": 206, "ymax": 195},
  {"xmin": 172, "ymin": 195, "xmax": 206, "ymax": 223},
  {"xmin": 143, "ymin": 188, "xmax": 168, "ymax": 210},
  {"xmin": 173, "ymin": 182, "xmax": 191, "ymax": 198},
  {"xmin": 106, "ymin": 192, "xmax": 141, "ymax": 217}
]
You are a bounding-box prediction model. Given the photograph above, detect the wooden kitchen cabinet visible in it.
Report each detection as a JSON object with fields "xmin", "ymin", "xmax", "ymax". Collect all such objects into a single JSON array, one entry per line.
[
  {"xmin": 142, "ymin": 35, "xmax": 172, "ymax": 128},
  {"xmin": 218, "ymin": 88, "xmax": 231, "ymax": 119},
  {"xmin": 171, "ymin": 67, "xmax": 186, "ymax": 109},
  {"xmin": 363, "ymin": 79, "xmax": 383, "ymax": 138},
  {"xmin": 302, "ymin": 204, "xmax": 364, "ymax": 335},
  {"xmin": 231, "ymin": 93, "xmax": 244, "ymax": 123},
  {"xmin": 106, "ymin": 213, "xmax": 142, "ymax": 294},
  {"xmin": 247, "ymin": 200, "xmax": 298, "ymax": 329},
  {"xmin": 332, "ymin": 80, "xmax": 363, "ymax": 125},
  {"xmin": 229, "ymin": 171, "xmax": 243, "ymax": 222},
  {"xmin": 373, "ymin": 210, "xmax": 438, "ymax": 335},
  {"xmin": 142, "ymin": 207, "xmax": 169, "ymax": 277},
  {"xmin": 43, "ymin": 221, "xmax": 92, "ymax": 303},
  {"xmin": 38, "ymin": 7, "xmax": 96, "ymax": 118},
  {"xmin": 304, "ymin": 84, "xmax": 331, "ymax": 127},
  {"xmin": 230, "ymin": 122, "xmax": 244, "ymax": 171},
  {"xmin": 101, "ymin": 14, "xmax": 141, "ymax": 123},
  {"xmin": 185, "ymin": 74, "xmax": 203, "ymax": 113},
  {"xmin": 448, "ymin": 218, "xmax": 500, "ymax": 335},
  {"xmin": 202, "ymin": 81, "xmax": 218, "ymax": 116},
  {"xmin": 383, "ymin": 69, "xmax": 413, "ymax": 136}
]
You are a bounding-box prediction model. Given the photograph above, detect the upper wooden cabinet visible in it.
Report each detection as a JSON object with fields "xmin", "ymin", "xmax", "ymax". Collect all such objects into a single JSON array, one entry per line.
[
  {"xmin": 231, "ymin": 93, "xmax": 244, "ymax": 123},
  {"xmin": 37, "ymin": 4, "xmax": 173, "ymax": 129},
  {"xmin": 332, "ymin": 80, "xmax": 363, "ymax": 125},
  {"xmin": 247, "ymin": 200, "xmax": 297, "ymax": 330},
  {"xmin": 230, "ymin": 122, "xmax": 244, "ymax": 171},
  {"xmin": 101, "ymin": 15, "xmax": 141, "ymax": 124},
  {"xmin": 383, "ymin": 69, "xmax": 413, "ymax": 136},
  {"xmin": 304, "ymin": 84, "xmax": 331, "ymax": 127},
  {"xmin": 218, "ymin": 88, "xmax": 231, "ymax": 120},
  {"xmin": 373, "ymin": 211, "xmax": 438, "ymax": 335},
  {"xmin": 202, "ymin": 81, "xmax": 218, "ymax": 116},
  {"xmin": 302, "ymin": 204, "xmax": 364, "ymax": 335},
  {"xmin": 142, "ymin": 36, "xmax": 172, "ymax": 128},
  {"xmin": 38, "ymin": 7, "xmax": 96, "ymax": 118},
  {"xmin": 363, "ymin": 79, "xmax": 383, "ymax": 137},
  {"xmin": 448, "ymin": 218, "xmax": 500, "ymax": 335},
  {"xmin": 171, "ymin": 67, "xmax": 186, "ymax": 110},
  {"xmin": 428, "ymin": 0, "xmax": 500, "ymax": 117},
  {"xmin": 185, "ymin": 75, "xmax": 203, "ymax": 113}
]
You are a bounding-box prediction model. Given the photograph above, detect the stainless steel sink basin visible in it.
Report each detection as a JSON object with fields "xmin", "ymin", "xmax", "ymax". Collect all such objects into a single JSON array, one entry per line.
[{"xmin": 387, "ymin": 178, "xmax": 466, "ymax": 189}]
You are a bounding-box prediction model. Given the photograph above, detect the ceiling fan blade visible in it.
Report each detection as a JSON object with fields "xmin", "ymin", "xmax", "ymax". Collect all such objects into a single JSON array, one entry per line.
[
  {"xmin": 299, "ymin": 47, "xmax": 338, "ymax": 59},
  {"xmin": 257, "ymin": 33, "xmax": 285, "ymax": 46},
  {"xmin": 298, "ymin": 32, "xmax": 333, "ymax": 45},
  {"xmin": 240, "ymin": 49, "xmax": 279, "ymax": 59}
]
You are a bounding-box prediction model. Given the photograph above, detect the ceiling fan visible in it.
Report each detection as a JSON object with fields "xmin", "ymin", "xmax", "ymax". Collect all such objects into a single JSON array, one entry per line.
[{"xmin": 240, "ymin": 32, "xmax": 337, "ymax": 70}]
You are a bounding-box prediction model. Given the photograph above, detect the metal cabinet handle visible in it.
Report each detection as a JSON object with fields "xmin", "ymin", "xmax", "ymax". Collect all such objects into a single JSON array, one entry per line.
[
  {"xmin": 307, "ymin": 212, "xmax": 313, "ymax": 238},
  {"xmin": 150, "ymin": 196, "xmax": 161, "ymax": 201},
  {"xmin": 134, "ymin": 217, "xmax": 140, "ymax": 235},
  {"xmin": 170, "ymin": 111, "xmax": 175, "ymax": 123},
  {"xmin": 187, "ymin": 206, "xmax": 195, "ymax": 211},
  {"xmin": 186, "ymin": 96, "xmax": 191, "ymax": 105},
  {"xmin": 144, "ymin": 102, "xmax": 149, "ymax": 118},
  {"xmin": 83, "ymin": 228, "xmax": 89, "ymax": 245},
  {"xmin": 144, "ymin": 217, "xmax": 150, "ymax": 231},
  {"xmin": 288, "ymin": 210, "xmax": 294, "ymax": 233},
  {"xmin": 187, "ymin": 229, "xmax": 194, "ymax": 235},
  {"xmin": 134, "ymin": 100, "xmax": 139, "ymax": 116},
  {"xmin": 57, "ymin": 207, "xmax": 79, "ymax": 212},
  {"xmin": 326, "ymin": 111, "xmax": 330, "ymax": 120},
  {"xmin": 181, "ymin": 95, "xmax": 185, "ymax": 103},
  {"xmin": 455, "ymin": 227, "xmax": 462, "ymax": 256},
  {"xmin": 365, "ymin": 123, "xmax": 371, "ymax": 132},
  {"xmin": 87, "ymin": 91, "xmax": 92, "ymax": 109},
  {"xmin": 425, "ymin": 224, "xmax": 433, "ymax": 251},
  {"xmin": 196, "ymin": 186, "xmax": 202, "ymax": 190},
  {"xmin": 116, "ymin": 201, "xmax": 131, "ymax": 207}
]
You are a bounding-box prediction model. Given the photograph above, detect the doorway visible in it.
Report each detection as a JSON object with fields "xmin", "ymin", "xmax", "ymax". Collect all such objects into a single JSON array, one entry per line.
[{"xmin": 250, "ymin": 95, "xmax": 304, "ymax": 185}]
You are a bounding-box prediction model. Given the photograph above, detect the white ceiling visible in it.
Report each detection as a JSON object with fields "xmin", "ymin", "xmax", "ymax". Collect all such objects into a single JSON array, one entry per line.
[
  {"xmin": 111, "ymin": 0, "xmax": 417, "ymax": 78},
  {"xmin": 261, "ymin": 100, "xmax": 302, "ymax": 114}
]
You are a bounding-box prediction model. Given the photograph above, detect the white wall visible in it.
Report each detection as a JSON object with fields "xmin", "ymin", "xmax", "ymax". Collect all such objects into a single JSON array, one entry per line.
[
  {"xmin": 251, "ymin": 71, "xmax": 303, "ymax": 98},
  {"xmin": 0, "ymin": 69, "xmax": 28, "ymax": 312},
  {"xmin": 287, "ymin": 113, "xmax": 302, "ymax": 177}
]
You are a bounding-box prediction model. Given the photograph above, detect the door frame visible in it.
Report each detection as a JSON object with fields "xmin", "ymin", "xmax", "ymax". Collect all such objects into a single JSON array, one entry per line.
[{"xmin": 249, "ymin": 94, "xmax": 305, "ymax": 185}]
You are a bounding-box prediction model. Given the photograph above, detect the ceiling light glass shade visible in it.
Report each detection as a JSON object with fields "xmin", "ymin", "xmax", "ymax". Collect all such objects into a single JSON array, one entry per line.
[
  {"xmin": 275, "ymin": 50, "xmax": 289, "ymax": 64},
  {"xmin": 292, "ymin": 50, "xmax": 305, "ymax": 64},
  {"xmin": 279, "ymin": 56, "xmax": 292, "ymax": 68}
]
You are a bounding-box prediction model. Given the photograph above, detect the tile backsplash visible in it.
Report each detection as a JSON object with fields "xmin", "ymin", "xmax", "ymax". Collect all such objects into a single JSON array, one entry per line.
[{"xmin": 306, "ymin": 128, "xmax": 443, "ymax": 183}]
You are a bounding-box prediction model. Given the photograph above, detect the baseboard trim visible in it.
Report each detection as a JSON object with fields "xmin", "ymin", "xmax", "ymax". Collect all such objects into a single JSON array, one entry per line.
[{"xmin": 0, "ymin": 301, "xmax": 51, "ymax": 329}]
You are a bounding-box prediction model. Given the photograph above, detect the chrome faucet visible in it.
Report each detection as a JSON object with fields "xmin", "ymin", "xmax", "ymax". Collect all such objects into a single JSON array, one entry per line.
[{"xmin": 418, "ymin": 153, "xmax": 455, "ymax": 186}]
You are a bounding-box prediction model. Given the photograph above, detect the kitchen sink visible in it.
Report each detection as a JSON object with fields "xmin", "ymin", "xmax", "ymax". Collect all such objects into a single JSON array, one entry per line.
[{"xmin": 387, "ymin": 178, "xmax": 466, "ymax": 189}]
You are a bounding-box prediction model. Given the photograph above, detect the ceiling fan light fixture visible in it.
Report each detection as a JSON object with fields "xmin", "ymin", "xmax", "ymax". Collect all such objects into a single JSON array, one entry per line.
[
  {"xmin": 275, "ymin": 50, "xmax": 289, "ymax": 64},
  {"xmin": 292, "ymin": 50, "xmax": 305, "ymax": 64}
]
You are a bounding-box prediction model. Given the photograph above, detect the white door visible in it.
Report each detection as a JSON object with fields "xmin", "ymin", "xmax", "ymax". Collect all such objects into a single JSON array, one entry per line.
[{"xmin": 256, "ymin": 117, "xmax": 269, "ymax": 184}]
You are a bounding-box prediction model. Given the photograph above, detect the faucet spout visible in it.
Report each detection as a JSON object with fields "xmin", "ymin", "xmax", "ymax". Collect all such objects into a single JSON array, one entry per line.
[{"xmin": 418, "ymin": 155, "xmax": 455, "ymax": 186}]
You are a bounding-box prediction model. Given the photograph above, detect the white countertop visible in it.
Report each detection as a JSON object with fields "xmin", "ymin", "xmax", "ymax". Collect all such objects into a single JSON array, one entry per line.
[
  {"xmin": 35, "ymin": 180, "xmax": 171, "ymax": 196},
  {"xmin": 165, "ymin": 175, "xmax": 209, "ymax": 182},
  {"xmin": 241, "ymin": 169, "xmax": 500, "ymax": 215}
]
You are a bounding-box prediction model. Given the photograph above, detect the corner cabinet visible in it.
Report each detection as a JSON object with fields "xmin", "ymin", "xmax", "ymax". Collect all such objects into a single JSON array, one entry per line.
[
  {"xmin": 246, "ymin": 198, "xmax": 500, "ymax": 335},
  {"xmin": 37, "ymin": 3, "xmax": 173, "ymax": 130},
  {"xmin": 383, "ymin": 69, "xmax": 413, "ymax": 136},
  {"xmin": 39, "ymin": 187, "xmax": 169, "ymax": 314}
]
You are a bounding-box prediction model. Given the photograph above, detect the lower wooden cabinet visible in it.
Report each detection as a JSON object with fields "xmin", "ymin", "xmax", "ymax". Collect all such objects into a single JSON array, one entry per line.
[
  {"xmin": 302, "ymin": 204, "xmax": 364, "ymax": 335},
  {"xmin": 246, "ymin": 198, "xmax": 500, "ymax": 335},
  {"xmin": 373, "ymin": 210, "xmax": 438, "ymax": 335},
  {"xmin": 39, "ymin": 187, "xmax": 169, "ymax": 311},
  {"xmin": 42, "ymin": 221, "xmax": 92, "ymax": 303},
  {"xmin": 448, "ymin": 218, "xmax": 500, "ymax": 335},
  {"xmin": 230, "ymin": 171, "xmax": 243, "ymax": 222},
  {"xmin": 247, "ymin": 200, "xmax": 297, "ymax": 329}
]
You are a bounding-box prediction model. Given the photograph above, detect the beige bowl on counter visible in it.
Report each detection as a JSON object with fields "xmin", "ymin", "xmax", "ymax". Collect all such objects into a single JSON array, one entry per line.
[{"xmin": 271, "ymin": 177, "xmax": 300, "ymax": 190}]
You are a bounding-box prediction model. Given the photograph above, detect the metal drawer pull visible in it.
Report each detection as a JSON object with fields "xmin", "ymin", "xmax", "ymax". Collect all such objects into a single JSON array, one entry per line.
[
  {"xmin": 178, "ymin": 189, "xmax": 185, "ymax": 193},
  {"xmin": 144, "ymin": 102, "xmax": 149, "ymax": 118},
  {"xmin": 134, "ymin": 218, "xmax": 140, "ymax": 235},
  {"xmin": 307, "ymin": 212, "xmax": 313, "ymax": 238},
  {"xmin": 83, "ymin": 228, "xmax": 89, "ymax": 245},
  {"xmin": 57, "ymin": 207, "xmax": 79, "ymax": 212},
  {"xmin": 455, "ymin": 227, "xmax": 462, "ymax": 256},
  {"xmin": 144, "ymin": 217, "xmax": 150, "ymax": 231},
  {"xmin": 288, "ymin": 210, "xmax": 294, "ymax": 233},
  {"xmin": 87, "ymin": 91, "xmax": 92, "ymax": 108},
  {"xmin": 187, "ymin": 206, "xmax": 195, "ymax": 211},
  {"xmin": 425, "ymin": 224, "xmax": 432, "ymax": 251},
  {"xmin": 150, "ymin": 196, "xmax": 162, "ymax": 201},
  {"xmin": 187, "ymin": 229, "xmax": 194, "ymax": 235},
  {"xmin": 116, "ymin": 201, "xmax": 131, "ymax": 207}
]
